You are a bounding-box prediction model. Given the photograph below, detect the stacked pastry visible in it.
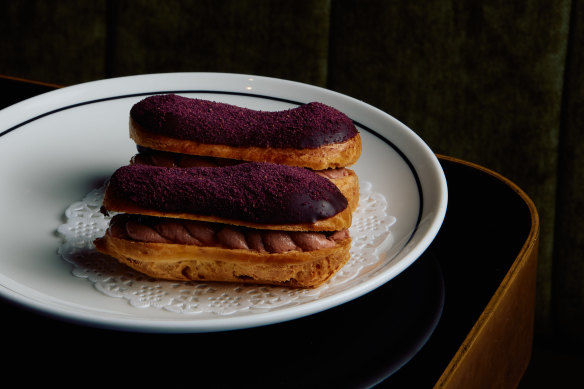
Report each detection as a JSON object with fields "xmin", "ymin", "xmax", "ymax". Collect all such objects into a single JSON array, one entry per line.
[{"xmin": 94, "ymin": 94, "xmax": 362, "ymax": 287}]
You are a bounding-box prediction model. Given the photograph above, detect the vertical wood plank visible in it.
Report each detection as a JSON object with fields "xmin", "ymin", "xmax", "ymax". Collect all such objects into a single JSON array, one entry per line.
[
  {"xmin": 106, "ymin": 0, "xmax": 331, "ymax": 86},
  {"xmin": 327, "ymin": 0, "xmax": 571, "ymax": 337},
  {"xmin": 553, "ymin": 0, "xmax": 584, "ymax": 347},
  {"xmin": 0, "ymin": 0, "xmax": 107, "ymax": 85}
]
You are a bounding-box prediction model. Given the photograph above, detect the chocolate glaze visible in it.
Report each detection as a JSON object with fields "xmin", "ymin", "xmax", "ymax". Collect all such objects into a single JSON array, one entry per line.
[
  {"xmin": 106, "ymin": 163, "xmax": 348, "ymax": 224},
  {"xmin": 133, "ymin": 145, "xmax": 240, "ymax": 168},
  {"xmin": 130, "ymin": 94, "xmax": 358, "ymax": 149}
]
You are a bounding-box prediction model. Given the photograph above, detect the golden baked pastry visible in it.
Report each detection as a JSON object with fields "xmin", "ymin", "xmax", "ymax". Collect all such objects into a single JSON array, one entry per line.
[
  {"xmin": 94, "ymin": 162, "xmax": 353, "ymax": 288},
  {"xmin": 94, "ymin": 215, "xmax": 351, "ymax": 288},
  {"xmin": 128, "ymin": 94, "xmax": 362, "ymax": 171}
]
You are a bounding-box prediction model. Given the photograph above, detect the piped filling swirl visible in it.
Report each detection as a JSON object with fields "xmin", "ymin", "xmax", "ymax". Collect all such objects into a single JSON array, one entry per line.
[
  {"xmin": 131, "ymin": 146, "xmax": 351, "ymax": 179},
  {"xmin": 109, "ymin": 214, "xmax": 349, "ymax": 254}
]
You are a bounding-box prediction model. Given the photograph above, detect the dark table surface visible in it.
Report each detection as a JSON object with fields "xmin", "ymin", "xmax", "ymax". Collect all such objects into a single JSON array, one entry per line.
[{"xmin": 0, "ymin": 75, "xmax": 535, "ymax": 388}]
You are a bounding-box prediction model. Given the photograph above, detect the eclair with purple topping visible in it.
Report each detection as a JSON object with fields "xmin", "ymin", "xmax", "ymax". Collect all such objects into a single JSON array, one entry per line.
[
  {"xmin": 94, "ymin": 163, "xmax": 352, "ymax": 288},
  {"xmin": 129, "ymin": 94, "xmax": 362, "ymax": 170},
  {"xmin": 128, "ymin": 94, "xmax": 361, "ymax": 210}
]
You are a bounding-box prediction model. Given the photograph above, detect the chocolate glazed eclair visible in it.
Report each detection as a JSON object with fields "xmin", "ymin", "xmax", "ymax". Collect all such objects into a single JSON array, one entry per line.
[
  {"xmin": 94, "ymin": 163, "xmax": 352, "ymax": 288},
  {"xmin": 128, "ymin": 94, "xmax": 361, "ymax": 211}
]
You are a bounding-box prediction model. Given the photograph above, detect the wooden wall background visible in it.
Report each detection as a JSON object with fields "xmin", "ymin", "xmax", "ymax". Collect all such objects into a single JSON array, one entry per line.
[{"xmin": 1, "ymin": 0, "xmax": 583, "ymax": 348}]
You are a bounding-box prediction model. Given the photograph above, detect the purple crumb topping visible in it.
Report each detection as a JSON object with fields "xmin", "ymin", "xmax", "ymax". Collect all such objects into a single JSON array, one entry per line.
[
  {"xmin": 130, "ymin": 94, "xmax": 358, "ymax": 149},
  {"xmin": 106, "ymin": 162, "xmax": 348, "ymax": 224}
]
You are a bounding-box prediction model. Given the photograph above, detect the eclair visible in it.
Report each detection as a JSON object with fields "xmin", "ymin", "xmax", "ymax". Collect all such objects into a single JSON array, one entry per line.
[
  {"xmin": 131, "ymin": 146, "xmax": 360, "ymax": 212},
  {"xmin": 129, "ymin": 94, "xmax": 362, "ymax": 170},
  {"xmin": 128, "ymin": 94, "xmax": 361, "ymax": 210},
  {"xmin": 94, "ymin": 162, "xmax": 352, "ymax": 288}
]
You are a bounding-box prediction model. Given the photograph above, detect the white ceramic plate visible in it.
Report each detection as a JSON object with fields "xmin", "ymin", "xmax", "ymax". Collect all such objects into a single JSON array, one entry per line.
[{"xmin": 0, "ymin": 73, "xmax": 447, "ymax": 332}]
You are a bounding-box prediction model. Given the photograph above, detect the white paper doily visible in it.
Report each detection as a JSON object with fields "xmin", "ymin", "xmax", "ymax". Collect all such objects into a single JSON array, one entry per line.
[{"xmin": 57, "ymin": 181, "xmax": 396, "ymax": 316}]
